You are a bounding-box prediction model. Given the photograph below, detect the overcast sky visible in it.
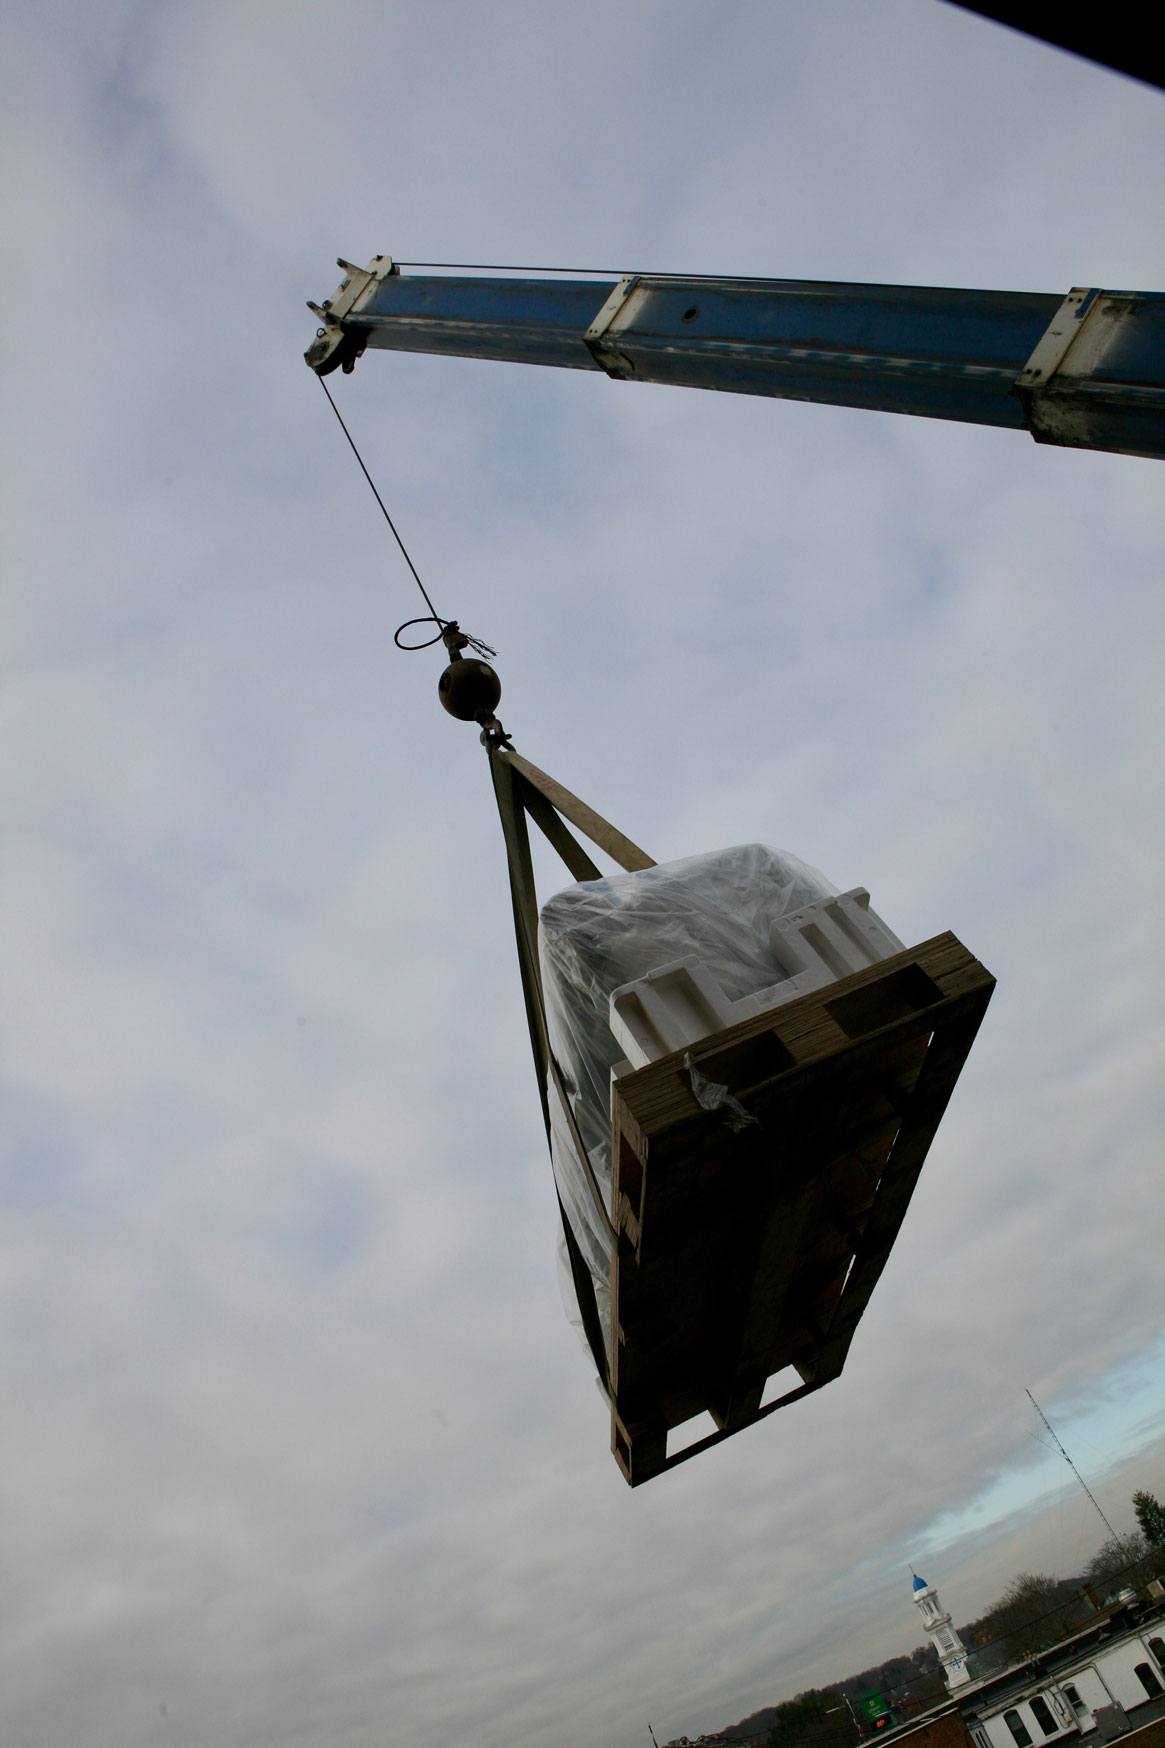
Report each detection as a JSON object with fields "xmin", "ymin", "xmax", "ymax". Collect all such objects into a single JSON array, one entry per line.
[{"xmin": 3, "ymin": 4, "xmax": 1164, "ymax": 1746}]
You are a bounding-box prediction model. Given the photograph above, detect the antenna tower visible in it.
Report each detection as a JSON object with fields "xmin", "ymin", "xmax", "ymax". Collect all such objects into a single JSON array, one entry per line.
[{"xmin": 1026, "ymin": 1387, "xmax": 1118, "ymax": 1541}]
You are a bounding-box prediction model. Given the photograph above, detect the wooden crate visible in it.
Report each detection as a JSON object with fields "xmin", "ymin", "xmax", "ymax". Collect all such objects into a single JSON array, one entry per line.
[{"xmin": 608, "ymin": 932, "xmax": 994, "ymax": 1485}]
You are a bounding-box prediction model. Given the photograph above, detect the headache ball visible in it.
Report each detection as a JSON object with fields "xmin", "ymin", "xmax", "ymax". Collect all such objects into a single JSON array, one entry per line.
[{"xmin": 438, "ymin": 658, "xmax": 502, "ymax": 722}]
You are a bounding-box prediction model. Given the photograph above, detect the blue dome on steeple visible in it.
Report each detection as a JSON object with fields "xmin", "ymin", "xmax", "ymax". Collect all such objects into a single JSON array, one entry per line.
[{"xmin": 912, "ymin": 1573, "xmax": 929, "ymax": 1592}]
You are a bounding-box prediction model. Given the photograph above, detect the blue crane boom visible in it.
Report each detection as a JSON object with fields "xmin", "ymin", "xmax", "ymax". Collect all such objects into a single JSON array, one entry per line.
[{"xmin": 305, "ymin": 257, "xmax": 1165, "ymax": 461}]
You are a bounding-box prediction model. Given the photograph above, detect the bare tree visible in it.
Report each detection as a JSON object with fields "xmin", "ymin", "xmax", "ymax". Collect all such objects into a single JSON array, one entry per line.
[
  {"xmin": 1087, "ymin": 1530, "xmax": 1164, "ymax": 1596},
  {"xmin": 978, "ymin": 1572, "xmax": 1084, "ymax": 1662}
]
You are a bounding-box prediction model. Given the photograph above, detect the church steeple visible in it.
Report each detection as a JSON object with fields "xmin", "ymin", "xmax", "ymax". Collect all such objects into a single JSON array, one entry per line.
[{"xmin": 912, "ymin": 1572, "xmax": 971, "ymax": 1690}]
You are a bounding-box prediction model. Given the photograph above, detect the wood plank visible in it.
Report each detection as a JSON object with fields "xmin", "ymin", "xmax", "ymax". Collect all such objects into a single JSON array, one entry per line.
[{"xmin": 607, "ymin": 933, "xmax": 994, "ymax": 1484}]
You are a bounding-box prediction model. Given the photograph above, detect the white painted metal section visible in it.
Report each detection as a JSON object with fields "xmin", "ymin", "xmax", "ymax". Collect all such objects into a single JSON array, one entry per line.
[
  {"xmin": 1015, "ymin": 287, "xmax": 1154, "ymax": 449},
  {"xmin": 582, "ymin": 275, "xmax": 643, "ymax": 378},
  {"xmin": 1017, "ymin": 289, "xmax": 1098, "ymax": 388},
  {"xmin": 306, "ymin": 254, "xmax": 397, "ymax": 371}
]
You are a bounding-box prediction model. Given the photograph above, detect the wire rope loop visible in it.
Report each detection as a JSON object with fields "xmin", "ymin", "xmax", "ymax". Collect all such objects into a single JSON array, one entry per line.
[{"xmin": 394, "ymin": 614, "xmax": 451, "ymax": 651}]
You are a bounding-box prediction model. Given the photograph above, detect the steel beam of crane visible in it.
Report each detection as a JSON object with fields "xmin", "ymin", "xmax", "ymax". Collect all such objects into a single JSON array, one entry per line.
[{"xmin": 306, "ymin": 258, "xmax": 1165, "ymax": 460}]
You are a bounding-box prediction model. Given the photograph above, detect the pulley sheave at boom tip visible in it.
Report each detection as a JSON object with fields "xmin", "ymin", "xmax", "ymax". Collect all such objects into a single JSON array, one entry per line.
[{"xmin": 305, "ymin": 255, "xmax": 1165, "ymax": 460}]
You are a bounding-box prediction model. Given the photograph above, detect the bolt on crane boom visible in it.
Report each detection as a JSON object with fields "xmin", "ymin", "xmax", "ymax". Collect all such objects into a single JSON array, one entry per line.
[{"xmin": 306, "ymin": 257, "xmax": 1165, "ymax": 460}]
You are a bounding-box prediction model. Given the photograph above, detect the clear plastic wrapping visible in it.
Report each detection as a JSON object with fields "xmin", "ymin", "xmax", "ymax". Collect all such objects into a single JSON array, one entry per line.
[{"xmin": 538, "ymin": 843, "xmax": 836, "ymax": 1368}]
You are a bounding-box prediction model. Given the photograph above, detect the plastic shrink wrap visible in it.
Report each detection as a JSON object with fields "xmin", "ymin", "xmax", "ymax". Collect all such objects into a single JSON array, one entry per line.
[{"xmin": 538, "ymin": 843, "xmax": 836, "ymax": 1372}]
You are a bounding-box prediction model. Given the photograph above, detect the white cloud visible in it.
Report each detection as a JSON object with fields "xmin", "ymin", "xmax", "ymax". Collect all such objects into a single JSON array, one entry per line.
[{"xmin": 2, "ymin": 2, "xmax": 1164, "ymax": 1744}]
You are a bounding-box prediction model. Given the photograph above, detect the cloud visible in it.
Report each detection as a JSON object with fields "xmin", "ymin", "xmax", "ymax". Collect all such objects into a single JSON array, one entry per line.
[{"xmin": 2, "ymin": 3, "xmax": 1163, "ymax": 1745}]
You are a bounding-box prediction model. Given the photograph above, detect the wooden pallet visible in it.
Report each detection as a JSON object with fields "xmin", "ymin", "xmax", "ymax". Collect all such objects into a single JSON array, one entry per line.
[{"xmin": 608, "ymin": 932, "xmax": 994, "ymax": 1485}]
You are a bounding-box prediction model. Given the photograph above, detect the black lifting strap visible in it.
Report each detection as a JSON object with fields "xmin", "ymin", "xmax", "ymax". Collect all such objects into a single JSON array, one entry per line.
[{"xmin": 486, "ymin": 742, "xmax": 654, "ymax": 1394}]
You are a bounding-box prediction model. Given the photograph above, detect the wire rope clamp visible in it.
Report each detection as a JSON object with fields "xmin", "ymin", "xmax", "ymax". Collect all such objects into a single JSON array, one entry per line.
[{"xmin": 305, "ymin": 254, "xmax": 398, "ymax": 376}]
